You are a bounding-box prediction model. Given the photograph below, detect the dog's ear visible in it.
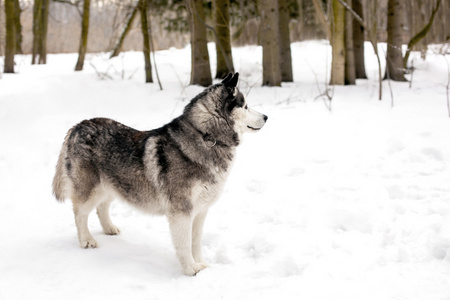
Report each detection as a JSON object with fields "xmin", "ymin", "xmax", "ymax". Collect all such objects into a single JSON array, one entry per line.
[
  {"xmin": 221, "ymin": 73, "xmax": 233, "ymax": 85},
  {"xmin": 225, "ymin": 72, "xmax": 239, "ymax": 89}
]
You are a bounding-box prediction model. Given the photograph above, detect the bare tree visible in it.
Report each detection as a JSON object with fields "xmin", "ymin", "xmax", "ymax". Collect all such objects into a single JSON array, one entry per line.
[
  {"xmin": 32, "ymin": 0, "xmax": 50, "ymax": 64},
  {"xmin": 259, "ymin": 0, "xmax": 281, "ymax": 86},
  {"xmin": 384, "ymin": 0, "xmax": 407, "ymax": 81},
  {"xmin": 336, "ymin": 0, "xmax": 383, "ymax": 99},
  {"xmin": 75, "ymin": 0, "xmax": 91, "ymax": 71},
  {"xmin": 278, "ymin": 0, "xmax": 293, "ymax": 82},
  {"xmin": 4, "ymin": 0, "xmax": 15, "ymax": 73},
  {"xmin": 13, "ymin": 0, "xmax": 22, "ymax": 54},
  {"xmin": 214, "ymin": 0, "xmax": 234, "ymax": 79},
  {"xmin": 140, "ymin": 0, "xmax": 152, "ymax": 83},
  {"xmin": 344, "ymin": 0, "xmax": 356, "ymax": 84},
  {"xmin": 330, "ymin": 0, "xmax": 346, "ymax": 85},
  {"xmin": 311, "ymin": 0, "xmax": 331, "ymax": 39},
  {"xmin": 110, "ymin": 1, "xmax": 139, "ymax": 59},
  {"xmin": 352, "ymin": 0, "xmax": 366, "ymax": 79},
  {"xmin": 186, "ymin": 0, "xmax": 212, "ymax": 87},
  {"xmin": 0, "ymin": 0, "xmax": 3, "ymax": 58}
]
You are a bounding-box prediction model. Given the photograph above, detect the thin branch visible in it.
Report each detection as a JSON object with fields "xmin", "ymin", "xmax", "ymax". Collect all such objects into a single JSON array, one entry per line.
[
  {"xmin": 381, "ymin": 45, "xmax": 394, "ymax": 107},
  {"xmin": 109, "ymin": 0, "xmax": 140, "ymax": 59},
  {"xmin": 306, "ymin": 59, "xmax": 332, "ymax": 111},
  {"xmin": 89, "ymin": 61, "xmax": 113, "ymax": 80},
  {"xmin": 444, "ymin": 55, "xmax": 450, "ymax": 118},
  {"xmin": 336, "ymin": 0, "xmax": 366, "ymax": 28},
  {"xmin": 403, "ymin": 0, "xmax": 442, "ymax": 69}
]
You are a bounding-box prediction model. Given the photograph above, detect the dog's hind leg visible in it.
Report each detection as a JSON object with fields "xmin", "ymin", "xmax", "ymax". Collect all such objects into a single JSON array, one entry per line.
[
  {"xmin": 168, "ymin": 214, "xmax": 208, "ymax": 276},
  {"xmin": 73, "ymin": 196, "xmax": 99, "ymax": 249},
  {"xmin": 97, "ymin": 199, "xmax": 120, "ymax": 235}
]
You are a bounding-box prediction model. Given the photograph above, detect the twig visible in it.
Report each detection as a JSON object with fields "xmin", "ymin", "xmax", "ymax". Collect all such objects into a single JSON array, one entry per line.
[
  {"xmin": 409, "ymin": 59, "xmax": 414, "ymax": 89},
  {"xmin": 444, "ymin": 55, "xmax": 450, "ymax": 118},
  {"xmin": 305, "ymin": 59, "xmax": 332, "ymax": 111},
  {"xmin": 109, "ymin": 1, "xmax": 140, "ymax": 59},
  {"xmin": 147, "ymin": 12, "xmax": 163, "ymax": 90},
  {"xmin": 126, "ymin": 68, "xmax": 139, "ymax": 80},
  {"xmin": 335, "ymin": 0, "xmax": 365, "ymax": 28},
  {"xmin": 382, "ymin": 45, "xmax": 395, "ymax": 107},
  {"xmin": 275, "ymin": 85, "xmax": 303, "ymax": 105},
  {"xmin": 89, "ymin": 61, "xmax": 113, "ymax": 80},
  {"xmin": 169, "ymin": 63, "xmax": 189, "ymax": 118}
]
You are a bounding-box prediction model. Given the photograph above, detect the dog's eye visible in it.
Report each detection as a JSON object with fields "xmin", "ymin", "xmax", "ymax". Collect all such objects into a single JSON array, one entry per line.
[{"xmin": 244, "ymin": 105, "xmax": 248, "ymax": 110}]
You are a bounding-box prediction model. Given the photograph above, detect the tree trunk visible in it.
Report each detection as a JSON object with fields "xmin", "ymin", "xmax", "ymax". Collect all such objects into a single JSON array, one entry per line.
[
  {"xmin": 110, "ymin": 1, "xmax": 139, "ymax": 59},
  {"xmin": 330, "ymin": 0, "xmax": 345, "ymax": 85},
  {"xmin": 259, "ymin": 0, "xmax": 281, "ymax": 86},
  {"xmin": 187, "ymin": 0, "xmax": 212, "ymax": 87},
  {"xmin": 296, "ymin": 0, "xmax": 304, "ymax": 41},
  {"xmin": 311, "ymin": 0, "xmax": 331, "ymax": 40},
  {"xmin": 32, "ymin": 0, "xmax": 42, "ymax": 65},
  {"xmin": 385, "ymin": 0, "xmax": 406, "ymax": 81},
  {"xmin": 140, "ymin": 0, "xmax": 153, "ymax": 83},
  {"xmin": 278, "ymin": 0, "xmax": 293, "ymax": 82},
  {"xmin": 352, "ymin": 0, "xmax": 366, "ymax": 79},
  {"xmin": 0, "ymin": 0, "xmax": 3, "ymax": 58},
  {"xmin": 32, "ymin": 0, "xmax": 49, "ymax": 65},
  {"xmin": 4, "ymin": 0, "xmax": 15, "ymax": 73},
  {"xmin": 214, "ymin": 0, "xmax": 234, "ymax": 79},
  {"xmin": 344, "ymin": 0, "xmax": 355, "ymax": 85},
  {"xmin": 75, "ymin": 0, "xmax": 91, "ymax": 71},
  {"xmin": 13, "ymin": 0, "xmax": 22, "ymax": 54},
  {"xmin": 40, "ymin": 0, "xmax": 49, "ymax": 64}
]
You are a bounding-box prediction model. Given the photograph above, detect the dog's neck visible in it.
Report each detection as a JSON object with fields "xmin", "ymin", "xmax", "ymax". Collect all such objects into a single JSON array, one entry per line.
[{"xmin": 183, "ymin": 119, "xmax": 236, "ymax": 148}]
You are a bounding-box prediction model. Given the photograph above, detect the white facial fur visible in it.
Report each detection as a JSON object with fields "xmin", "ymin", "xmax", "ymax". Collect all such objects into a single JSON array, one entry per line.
[{"xmin": 231, "ymin": 94, "xmax": 267, "ymax": 134}]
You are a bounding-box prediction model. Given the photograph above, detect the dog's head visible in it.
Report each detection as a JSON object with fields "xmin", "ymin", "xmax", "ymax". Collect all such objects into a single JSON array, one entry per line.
[
  {"xmin": 219, "ymin": 73, "xmax": 268, "ymax": 134},
  {"xmin": 184, "ymin": 72, "xmax": 268, "ymax": 147}
]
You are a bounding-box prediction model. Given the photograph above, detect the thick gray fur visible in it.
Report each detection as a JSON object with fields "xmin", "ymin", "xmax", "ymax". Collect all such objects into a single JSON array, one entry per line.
[{"xmin": 52, "ymin": 72, "xmax": 267, "ymax": 276}]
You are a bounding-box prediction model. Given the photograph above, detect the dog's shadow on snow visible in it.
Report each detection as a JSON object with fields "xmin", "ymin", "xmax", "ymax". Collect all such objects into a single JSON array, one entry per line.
[{"xmin": 50, "ymin": 231, "xmax": 183, "ymax": 278}]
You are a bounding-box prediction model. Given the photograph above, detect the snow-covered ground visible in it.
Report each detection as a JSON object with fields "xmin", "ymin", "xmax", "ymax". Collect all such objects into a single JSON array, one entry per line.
[{"xmin": 0, "ymin": 41, "xmax": 449, "ymax": 300}]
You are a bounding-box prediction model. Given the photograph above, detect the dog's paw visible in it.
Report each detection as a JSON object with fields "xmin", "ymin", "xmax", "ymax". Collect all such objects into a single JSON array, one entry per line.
[
  {"xmin": 183, "ymin": 262, "xmax": 208, "ymax": 276},
  {"xmin": 103, "ymin": 225, "xmax": 121, "ymax": 235},
  {"xmin": 79, "ymin": 237, "xmax": 98, "ymax": 249}
]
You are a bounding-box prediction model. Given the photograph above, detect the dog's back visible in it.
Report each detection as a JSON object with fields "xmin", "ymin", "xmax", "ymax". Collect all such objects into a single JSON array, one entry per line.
[{"xmin": 52, "ymin": 118, "xmax": 151, "ymax": 204}]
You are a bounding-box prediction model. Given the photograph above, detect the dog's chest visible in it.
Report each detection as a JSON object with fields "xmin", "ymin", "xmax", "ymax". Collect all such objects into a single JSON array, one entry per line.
[{"xmin": 192, "ymin": 160, "xmax": 235, "ymax": 209}]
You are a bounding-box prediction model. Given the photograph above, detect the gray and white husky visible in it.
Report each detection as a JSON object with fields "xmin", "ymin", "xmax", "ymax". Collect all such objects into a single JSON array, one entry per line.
[{"xmin": 52, "ymin": 73, "xmax": 267, "ymax": 276}]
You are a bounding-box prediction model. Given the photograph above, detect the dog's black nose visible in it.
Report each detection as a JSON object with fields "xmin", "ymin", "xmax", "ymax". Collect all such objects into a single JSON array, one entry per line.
[{"xmin": 263, "ymin": 115, "xmax": 268, "ymax": 122}]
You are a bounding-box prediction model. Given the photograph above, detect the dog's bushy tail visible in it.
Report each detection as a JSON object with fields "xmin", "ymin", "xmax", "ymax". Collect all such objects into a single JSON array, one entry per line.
[
  {"xmin": 52, "ymin": 149, "xmax": 66, "ymax": 202},
  {"xmin": 52, "ymin": 129, "xmax": 72, "ymax": 202}
]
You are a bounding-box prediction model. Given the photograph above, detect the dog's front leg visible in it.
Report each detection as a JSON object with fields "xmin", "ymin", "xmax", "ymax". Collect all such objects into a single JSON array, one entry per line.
[
  {"xmin": 192, "ymin": 209, "xmax": 208, "ymax": 265},
  {"xmin": 168, "ymin": 214, "xmax": 208, "ymax": 276}
]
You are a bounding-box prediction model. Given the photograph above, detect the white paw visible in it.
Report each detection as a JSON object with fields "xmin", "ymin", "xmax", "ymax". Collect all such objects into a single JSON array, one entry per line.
[
  {"xmin": 183, "ymin": 262, "xmax": 208, "ymax": 276},
  {"xmin": 104, "ymin": 225, "xmax": 120, "ymax": 235},
  {"xmin": 79, "ymin": 237, "xmax": 98, "ymax": 249}
]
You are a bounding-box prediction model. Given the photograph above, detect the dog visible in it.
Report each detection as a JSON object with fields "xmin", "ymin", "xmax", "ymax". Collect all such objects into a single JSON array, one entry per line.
[{"xmin": 52, "ymin": 72, "xmax": 267, "ymax": 276}]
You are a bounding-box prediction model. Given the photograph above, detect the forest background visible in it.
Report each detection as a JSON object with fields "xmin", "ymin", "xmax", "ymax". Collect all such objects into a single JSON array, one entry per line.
[{"xmin": 1, "ymin": 0, "xmax": 449, "ymax": 90}]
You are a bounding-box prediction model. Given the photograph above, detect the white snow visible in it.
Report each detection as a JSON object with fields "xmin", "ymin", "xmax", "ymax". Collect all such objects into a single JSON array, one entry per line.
[{"xmin": 1, "ymin": 41, "xmax": 449, "ymax": 300}]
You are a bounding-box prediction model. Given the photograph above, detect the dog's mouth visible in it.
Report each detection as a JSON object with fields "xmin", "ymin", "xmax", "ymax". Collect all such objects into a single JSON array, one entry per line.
[{"xmin": 247, "ymin": 126, "xmax": 261, "ymax": 131}]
